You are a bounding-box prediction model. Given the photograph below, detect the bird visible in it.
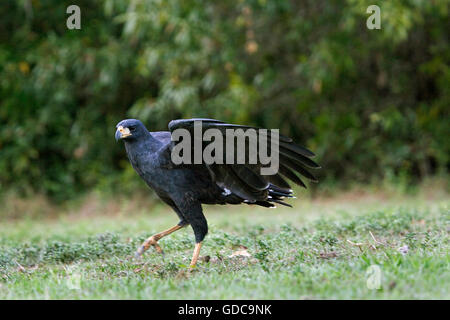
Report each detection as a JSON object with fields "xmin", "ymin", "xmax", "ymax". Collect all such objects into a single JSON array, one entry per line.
[{"xmin": 115, "ymin": 118, "xmax": 320, "ymax": 268}]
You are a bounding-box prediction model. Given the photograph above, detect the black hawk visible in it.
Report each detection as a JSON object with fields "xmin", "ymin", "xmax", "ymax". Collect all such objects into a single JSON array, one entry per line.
[{"xmin": 115, "ymin": 118, "xmax": 320, "ymax": 268}]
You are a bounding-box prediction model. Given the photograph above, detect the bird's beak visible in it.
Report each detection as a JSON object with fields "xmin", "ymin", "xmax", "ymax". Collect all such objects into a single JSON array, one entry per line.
[{"xmin": 115, "ymin": 126, "xmax": 132, "ymax": 141}]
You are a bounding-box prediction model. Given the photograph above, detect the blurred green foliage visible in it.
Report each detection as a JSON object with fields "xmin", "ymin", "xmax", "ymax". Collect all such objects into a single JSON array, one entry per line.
[{"xmin": 0, "ymin": 0, "xmax": 448, "ymax": 200}]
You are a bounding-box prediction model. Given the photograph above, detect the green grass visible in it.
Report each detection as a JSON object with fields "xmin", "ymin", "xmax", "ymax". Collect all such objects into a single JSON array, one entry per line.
[{"xmin": 0, "ymin": 194, "xmax": 448, "ymax": 299}]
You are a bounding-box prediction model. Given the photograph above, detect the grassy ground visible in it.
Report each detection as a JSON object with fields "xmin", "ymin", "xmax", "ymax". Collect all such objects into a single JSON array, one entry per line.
[{"xmin": 0, "ymin": 190, "xmax": 448, "ymax": 299}]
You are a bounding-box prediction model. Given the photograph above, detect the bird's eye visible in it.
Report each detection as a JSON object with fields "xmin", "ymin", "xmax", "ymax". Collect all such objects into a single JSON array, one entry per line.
[{"xmin": 129, "ymin": 126, "xmax": 136, "ymax": 131}]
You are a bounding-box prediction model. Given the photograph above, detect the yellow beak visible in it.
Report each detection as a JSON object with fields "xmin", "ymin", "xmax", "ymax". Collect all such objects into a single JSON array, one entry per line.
[{"xmin": 117, "ymin": 125, "xmax": 132, "ymax": 139}]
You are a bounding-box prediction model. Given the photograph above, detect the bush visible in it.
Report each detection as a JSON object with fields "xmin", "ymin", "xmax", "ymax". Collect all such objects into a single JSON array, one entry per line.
[{"xmin": 0, "ymin": 0, "xmax": 448, "ymax": 200}]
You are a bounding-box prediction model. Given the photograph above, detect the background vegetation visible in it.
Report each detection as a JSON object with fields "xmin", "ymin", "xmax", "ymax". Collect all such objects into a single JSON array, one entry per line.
[{"xmin": 0, "ymin": 0, "xmax": 449, "ymax": 201}]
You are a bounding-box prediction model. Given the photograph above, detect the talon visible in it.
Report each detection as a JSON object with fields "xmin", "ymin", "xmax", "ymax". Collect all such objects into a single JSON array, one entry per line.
[
  {"xmin": 153, "ymin": 242, "xmax": 163, "ymax": 254},
  {"xmin": 134, "ymin": 246, "xmax": 145, "ymax": 259}
]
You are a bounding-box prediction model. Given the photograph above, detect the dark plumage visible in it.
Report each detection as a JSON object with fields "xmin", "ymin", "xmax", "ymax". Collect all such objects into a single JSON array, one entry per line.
[{"xmin": 115, "ymin": 118, "xmax": 320, "ymax": 267}]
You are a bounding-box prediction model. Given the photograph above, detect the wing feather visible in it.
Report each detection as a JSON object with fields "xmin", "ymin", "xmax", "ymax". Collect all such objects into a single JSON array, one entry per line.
[{"xmin": 168, "ymin": 118, "xmax": 320, "ymax": 205}]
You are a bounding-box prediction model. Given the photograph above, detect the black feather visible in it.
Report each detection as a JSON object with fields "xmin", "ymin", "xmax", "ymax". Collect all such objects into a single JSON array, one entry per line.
[
  {"xmin": 280, "ymin": 148, "xmax": 321, "ymax": 169},
  {"xmin": 281, "ymin": 157, "xmax": 318, "ymax": 182},
  {"xmin": 279, "ymin": 164, "xmax": 307, "ymax": 188}
]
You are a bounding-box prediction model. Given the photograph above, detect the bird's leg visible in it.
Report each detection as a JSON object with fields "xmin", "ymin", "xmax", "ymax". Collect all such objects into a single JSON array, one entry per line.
[
  {"xmin": 186, "ymin": 205, "xmax": 207, "ymax": 269},
  {"xmin": 189, "ymin": 242, "xmax": 202, "ymax": 268},
  {"xmin": 135, "ymin": 224, "xmax": 184, "ymax": 258}
]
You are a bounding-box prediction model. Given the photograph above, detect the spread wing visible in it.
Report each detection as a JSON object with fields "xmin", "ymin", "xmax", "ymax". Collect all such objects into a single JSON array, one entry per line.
[{"xmin": 168, "ymin": 118, "xmax": 320, "ymax": 207}]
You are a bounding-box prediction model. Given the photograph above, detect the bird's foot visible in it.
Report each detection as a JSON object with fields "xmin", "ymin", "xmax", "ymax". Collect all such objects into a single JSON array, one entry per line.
[
  {"xmin": 135, "ymin": 236, "xmax": 164, "ymax": 258},
  {"xmin": 134, "ymin": 247, "xmax": 145, "ymax": 259}
]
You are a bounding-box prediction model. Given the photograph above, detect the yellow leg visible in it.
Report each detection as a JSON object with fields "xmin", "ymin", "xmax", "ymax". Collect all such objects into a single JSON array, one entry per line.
[
  {"xmin": 135, "ymin": 225, "xmax": 184, "ymax": 258},
  {"xmin": 190, "ymin": 242, "xmax": 202, "ymax": 268}
]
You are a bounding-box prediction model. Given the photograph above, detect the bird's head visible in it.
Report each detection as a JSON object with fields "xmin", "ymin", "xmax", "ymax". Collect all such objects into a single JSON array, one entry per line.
[{"xmin": 115, "ymin": 119, "xmax": 148, "ymax": 142}]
